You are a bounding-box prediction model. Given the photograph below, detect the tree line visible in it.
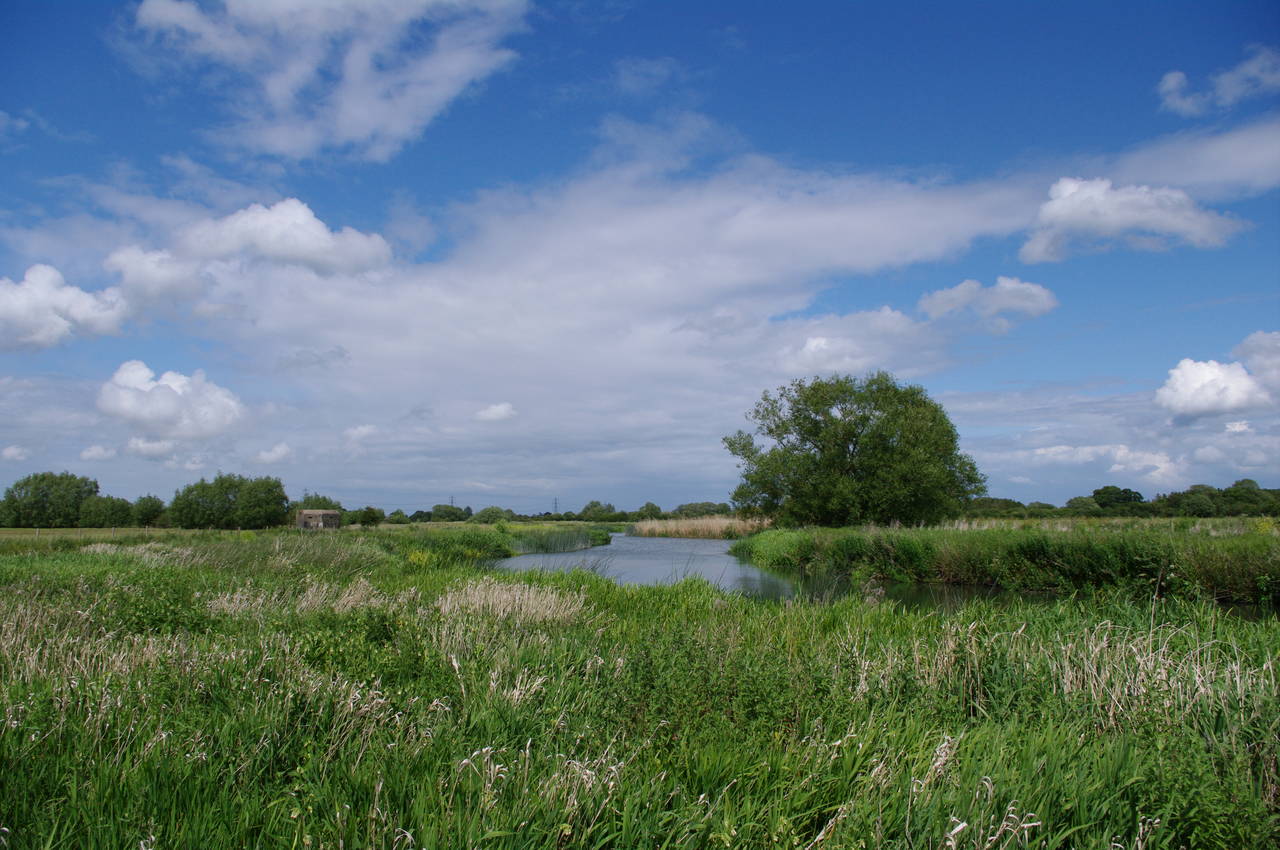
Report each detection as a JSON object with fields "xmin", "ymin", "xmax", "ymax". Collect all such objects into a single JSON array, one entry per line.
[
  {"xmin": 965, "ymin": 480, "xmax": 1280, "ymax": 519},
  {"xmin": 0, "ymin": 470, "xmax": 734, "ymax": 530}
]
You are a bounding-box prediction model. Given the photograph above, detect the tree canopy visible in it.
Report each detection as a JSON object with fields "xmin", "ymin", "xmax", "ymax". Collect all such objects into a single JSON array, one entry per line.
[
  {"xmin": 0, "ymin": 471, "xmax": 99, "ymax": 528},
  {"xmin": 168, "ymin": 474, "xmax": 289, "ymax": 529},
  {"xmin": 724, "ymin": 372, "xmax": 985, "ymax": 527}
]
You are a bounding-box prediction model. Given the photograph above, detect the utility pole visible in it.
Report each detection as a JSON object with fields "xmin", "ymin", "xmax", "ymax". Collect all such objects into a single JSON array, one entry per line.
[{"xmin": 553, "ymin": 496, "xmax": 558, "ymax": 513}]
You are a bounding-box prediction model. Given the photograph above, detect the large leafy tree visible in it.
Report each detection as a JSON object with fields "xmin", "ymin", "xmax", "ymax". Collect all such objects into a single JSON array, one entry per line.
[
  {"xmin": 1, "ymin": 471, "xmax": 99, "ymax": 528},
  {"xmin": 723, "ymin": 372, "xmax": 986, "ymax": 527}
]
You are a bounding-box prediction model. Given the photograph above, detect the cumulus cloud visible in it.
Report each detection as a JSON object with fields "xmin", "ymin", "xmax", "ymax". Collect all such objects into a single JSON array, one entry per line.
[
  {"xmin": 0, "ymin": 265, "xmax": 126, "ymax": 349},
  {"xmin": 1, "ymin": 445, "xmax": 31, "ymax": 461},
  {"xmin": 80, "ymin": 444, "xmax": 117, "ymax": 461},
  {"xmin": 1225, "ymin": 420, "xmax": 1251, "ymax": 433},
  {"xmin": 103, "ymin": 246, "xmax": 203, "ymax": 302},
  {"xmin": 133, "ymin": 0, "xmax": 529, "ymax": 160},
  {"xmin": 255, "ymin": 441, "xmax": 293, "ymax": 463},
  {"xmin": 1155, "ymin": 358, "xmax": 1272, "ymax": 418},
  {"xmin": 998, "ymin": 443, "xmax": 1186, "ymax": 488},
  {"xmin": 178, "ymin": 199, "xmax": 390, "ymax": 274},
  {"xmin": 917, "ymin": 276, "xmax": 1058, "ymax": 332},
  {"xmin": 98, "ymin": 360, "xmax": 245, "ymax": 439},
  {"xmin": 475, "ymin": 402, "xmax": 516, "ymax": 421},
  {"xmin": 1020, "ymin": 177, "xmax": 1242, "ymax": 262},
  {"xmin": 1158, "ymin": 45, "xmax": 1280, "ymax": 116}
]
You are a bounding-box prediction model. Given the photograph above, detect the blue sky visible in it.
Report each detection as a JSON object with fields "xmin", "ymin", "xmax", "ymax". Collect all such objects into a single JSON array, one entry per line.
[{"xmin": 1, "ymin": 0, "xmax": 1277, "ymax": 514}]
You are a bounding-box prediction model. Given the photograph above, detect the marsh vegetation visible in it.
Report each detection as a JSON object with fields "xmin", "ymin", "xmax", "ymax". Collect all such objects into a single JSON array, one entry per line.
[{"xmin": 1, "ymin": 526, "xmax": 1276, "ymax": 848}]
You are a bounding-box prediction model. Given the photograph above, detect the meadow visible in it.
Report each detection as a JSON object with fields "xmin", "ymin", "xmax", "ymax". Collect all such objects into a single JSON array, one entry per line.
[{"xmin": 0, "ymin": 526, "xmax": 1276, "ymax": 848}]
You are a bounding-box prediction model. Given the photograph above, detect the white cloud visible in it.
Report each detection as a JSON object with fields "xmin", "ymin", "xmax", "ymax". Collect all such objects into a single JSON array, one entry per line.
[
  {"xmin": 475, "ymin": 402, "xmax": 516, "ymax": 421},
  {"xmin": 1111, "ymin": 115, "xmax": 1280, "ymax": 202},
  {"xmin": 1224, "ymin": 421, "xmax": 1251, "ymax": 433},
  {"xmin": 103, "ymin": 246, "xmax": 203, "ymax": 303},
  {"xmin": 918, "ymin": 276, "xmax": 1058, "ymax": 332},
  {"xmin": 1234, "ymin": 330, "xmax": 1280, "ymax": 392},
  {"xmin": 255, "ymin": 441, "xmax": 293, "ymax": 463},
  {"xmin": 1020, "ymin": 177, "xmax": 1242, "ymax": 263},
  {"xmin": 0, "ymin": 265, "xmax": 126, "ymax": 349},
  {"xmin": 1155, "ymin": 358, "xmax": 1272, "ymax": 418},
  {"xmin": 98, "ymin": 360, "xmax": 246, "ymax": 439},
  {"xmin": 178, "ymin": 199, "xmax": 391, "ymax": 274},
  {"xmin": 1159, "ymin": 45, "xmax": 1280, "ymax": 116},
  {"xmin": 80, "ymin": 444, "xmax": 118, "ymax": 461},
  {"xmin": 1, "ymin": 445, "xmax": 30, "ymax": 462},
  {"xmin": 134, "ymin": 0, "xmax": 529, "ymax": 160},
  {"xmin": 127, "ymin": 436, "xmax": 177, "ymax": 458}
]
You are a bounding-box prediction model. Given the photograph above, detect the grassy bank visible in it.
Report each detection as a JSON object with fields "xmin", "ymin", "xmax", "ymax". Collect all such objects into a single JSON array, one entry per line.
[
  {"xmin": 729, "ymin": 525, "xmax": 1280, "ymax": 604},
  {"xmin": 1, "ymin": 529, "xmax": 1277, "ymax": 848}
]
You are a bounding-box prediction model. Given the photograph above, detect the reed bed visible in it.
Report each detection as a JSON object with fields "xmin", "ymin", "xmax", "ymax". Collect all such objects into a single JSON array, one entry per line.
[
  {"xmin": 730, "ymin": 525, "xmax": 1280, "ymax": 604},
  {"xmin": 630, "ymin": 515, "xmax": 770, "ymax": 539},
  {"xmin": 0, "ymin": 529, "xmax": 1276, "ymax": 848}
]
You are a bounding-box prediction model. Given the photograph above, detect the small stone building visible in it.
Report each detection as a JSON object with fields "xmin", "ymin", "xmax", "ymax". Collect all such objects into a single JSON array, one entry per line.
[{"xmin": 297, "ymin": 509, "xmax": 341, "ymax": 530}]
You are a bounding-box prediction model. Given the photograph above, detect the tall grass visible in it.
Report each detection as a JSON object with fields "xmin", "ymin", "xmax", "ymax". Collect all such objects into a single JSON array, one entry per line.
[
  {"xmin": 0, "ymin": 529, "xmax": 1276, "ymax": 848},
  {"xmin": 730, "ymin": 525, "xmax": 1280, "ymax": 604},
  {"xmin": 631, "ymin": 515, "xmax": 769, "ymax": 539}
]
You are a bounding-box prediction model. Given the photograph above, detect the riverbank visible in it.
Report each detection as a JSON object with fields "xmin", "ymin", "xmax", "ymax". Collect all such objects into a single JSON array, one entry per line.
[
  {"xmin": 728, "ymin": 524, "xmax": 1280, "ymax": 605},
  {"xmin": 1, "ymin": 528, "xmax": 1276, "ymax": 848}
]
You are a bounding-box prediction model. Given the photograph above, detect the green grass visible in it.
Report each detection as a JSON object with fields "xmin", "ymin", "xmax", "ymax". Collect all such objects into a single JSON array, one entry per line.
[
  {"xmin": 1, "ymin": 529, "xmax": 1276, "ymax": 848},
  {"xmin": 729, "ymin": 525, "xmax": 1280, "ymax": 604}
]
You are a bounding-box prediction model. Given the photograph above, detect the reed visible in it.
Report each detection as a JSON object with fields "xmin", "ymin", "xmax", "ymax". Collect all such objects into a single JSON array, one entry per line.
[{"xmin": 630, "ymin": 515, "xmax": 769, "ymax": 539}]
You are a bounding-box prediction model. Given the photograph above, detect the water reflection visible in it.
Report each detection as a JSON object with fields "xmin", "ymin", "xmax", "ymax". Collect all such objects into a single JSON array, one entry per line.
[
  {"xmin": 496, "ymin": 534, "xmax": 796, "ymax": 599},
  {"xmin": 495, "ymin": 534, "xmax": 1275, "ymax": 616}
]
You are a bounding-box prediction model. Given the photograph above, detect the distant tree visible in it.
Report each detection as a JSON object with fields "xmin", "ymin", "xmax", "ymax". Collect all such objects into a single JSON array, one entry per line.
[
  {"xmin": 672, "ymin": 502, "xmax": 731, "ymax": 518},
  {"xmin": 1026, "ymin": 501, "xmax": 1058, "ymax": 518},
  {"xmin": 1064, "ymin": 496, "xmax": 1103, "ymax": 517},
  {"xmin": 634, "ymin": 501, "xmax": 664, "ymax": 520},
  {"xmin": 386, "ymin": 509, "xmax": 411, "ymax": 524},
  {"xmin": 724, "ymin": 372, "xmax": 985, "ymax": 527},
  {"xmin": 1, "ymin": 471, "xmax": 99, "ymax": 528},
  {"xmin": 233, "ymin": 476, "xmax": 289, "ymax": 529},
  {"xmin": 471, "ymin": 506, "xmax": 515, "ymax": 524},
  {"xmin": 431, "ymin": 504, "xmax": 467, "ymax": 522},
  {"xmin": 294, "ymin": 491, "xmax": 344, "ymax": 512},
  {"xmin": 132, "ymin": 494, "xmax": 166, "ymax": 527},
  {"xmin": 1180, "ymin": 493, "xmax": 1216, "ymax": 518},
  {"xmin": 409, "ymin": 509, "xmax": 432, "ymax": 522},
  {"xmin": 462, "ymin": 506, "xmax": 473, "ymax": 519},
  {"xmin": 579, "ymin": 501, "xmax": 617, "ymax": 521},
  {"xmin": 354, "ymin": 506, "xmax": 385, "ymax": 527},
  {"xmin": 168, "ymin": 474, "xmax": 288, "ymax": 529},
  {"xmin": 78, "ymin": 495, "xmax": 134, "ymax": 528},
  {"xmin": 1091, "ymin": 485, "xmax": 1144, "ymax": 511},
  {"xmin": 964, "ymin": 497, "xmax": 1026, "ymax": 517}
]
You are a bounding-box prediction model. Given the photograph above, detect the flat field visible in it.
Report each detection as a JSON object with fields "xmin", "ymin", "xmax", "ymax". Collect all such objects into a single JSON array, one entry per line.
[{"xmin": 1, "ymin": 528, "xmax": 1277, "ymax": 848}]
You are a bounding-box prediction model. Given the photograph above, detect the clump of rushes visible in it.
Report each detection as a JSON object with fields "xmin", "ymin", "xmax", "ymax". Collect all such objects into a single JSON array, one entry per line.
[
  {"xmin": 729, "ymin": 524, "xmax": 1280, "ymax": 604},
  {"xmin": 0, "ymin": 528, "xmax": 1275, "ymax": 848},
  {"xmin": 630, "ymin": 515, "xmax": 769, "ymax": 539}
]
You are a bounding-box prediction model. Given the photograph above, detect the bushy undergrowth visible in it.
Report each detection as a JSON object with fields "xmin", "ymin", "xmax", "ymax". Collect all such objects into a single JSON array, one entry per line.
[
  {"xmin": 730, "ymin": 526, "xmax": 1280, "ymax": 604},
  {"xmin": 0, "ymin": 530, "xmax": 1276, "ymax": 848}
]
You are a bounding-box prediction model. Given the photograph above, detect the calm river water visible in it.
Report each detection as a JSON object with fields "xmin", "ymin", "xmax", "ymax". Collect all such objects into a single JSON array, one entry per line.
[{"xmin": 495, "ymin": 534, "xmax": 1026, "ymax": 610}]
